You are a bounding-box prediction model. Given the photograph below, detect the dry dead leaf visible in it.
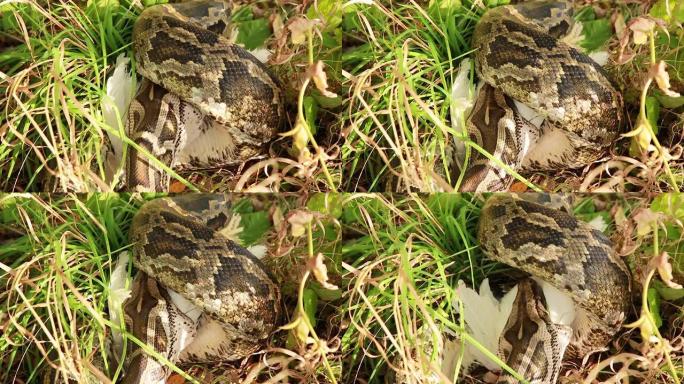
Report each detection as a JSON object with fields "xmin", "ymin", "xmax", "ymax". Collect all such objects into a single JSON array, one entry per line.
[
  {"xmin": 272, "ymin": 205, "xmax": 285, "ymax": 232},
  {"xmin": 169, "ymin": 181, "xmax": 187, "ymax": 193},
  {"xmin": 166, "ymin": 373, "xmax": 186, "ymax": 384},
  {"xmin": 287, "ymin": 210, "xmax": 314, "ymax": 237},
  {"xmin": 622, "ymin": 115, "xmax": 655, "ymax": 154},
  {"xmin": 614, "ymin": 12, "xmax": 627, "ymax": 39},
  {"xmin": 309, "ymin": 61, "xmax": 338, "ymax": 98},
  {"xmin": 629, "ymin": 17, "xmax": 655, "ymax": 45},
  {"xmin": 509, "ymin": 182, "xmax": 529, "ymax": 193},
  {"xmin": 632, "ymin": 208, "xmax": 664, "ymax": 237},
  {"xmin": 613, "ymin": 203, "xmax": 628, "ymax": 227},
  {"xmin": 649, "ymin": 251, "xmax": 683, "ymax": 289},
  {"xmin": 288, "ymin": 17, "xmax": 317, "ymax": 45},
  {"xmin": 279, "ymin": 117, "xmax": 311, "ymax": 158},
  {"xmin": 308, "ymin": 252, "xmax": 339, "ymax": 290},
  {"xmin": 650, "ymin": 60, "xmax": 682, "ymax": 97},
  {"xmin": 272, "ymin": 13, "xmax": 285, "ymax": 38}
]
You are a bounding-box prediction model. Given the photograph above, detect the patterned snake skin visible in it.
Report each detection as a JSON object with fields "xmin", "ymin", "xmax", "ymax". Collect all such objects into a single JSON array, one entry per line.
[
  {"xmin": 121, "ymin": 195, "xmax": 280, "ymax": 383},
  {"xmin": 126, "ymin": 1, "xmax": 283, "ymax": 191},
  {"xmin": 479, "ymin": 195, "xmax": 631, "ymax": 383},
  {"xmin": 460, "ymin": 1, "xmax": 623, "ymax": 191}
]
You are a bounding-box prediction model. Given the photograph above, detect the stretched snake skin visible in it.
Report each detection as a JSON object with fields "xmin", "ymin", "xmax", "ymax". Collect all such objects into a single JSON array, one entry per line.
[
  {"xmin": 459, "ymin": 1, "xmax": 623, "ymax": 191},
  {"xmin": 125, "ymin": 1, "xmax": 283, "ymax": 191},
  {"xmin": 121, "ymin": 195, "xmax": 280, "ymax": 384},
  {"xmin": 479, "ymin": 195, "xmax": 631, "ymax": 383}
]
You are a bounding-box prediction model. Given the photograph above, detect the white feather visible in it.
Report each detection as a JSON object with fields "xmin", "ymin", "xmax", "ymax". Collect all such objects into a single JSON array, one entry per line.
[
  {"xmin": 450, "ymin": 58, "xmax": 476, "ymax": 166},
  {"xmin": 534, "ymin": 278, "xmax": 576, "ymax": 327},
  {"xmin": 107, "ymin": 251, "xmax": 132, "ymax": 358},
  {"xmin": 101, "ymin": 54, "xmax": 135, "ymax": 184},
  {"xmin": 247, "ymin": 244, "xmax": 268, "ymax": 259},
  {"xmin": 454, "ymin": 279, "xmax": 517, "ymax": 371}
]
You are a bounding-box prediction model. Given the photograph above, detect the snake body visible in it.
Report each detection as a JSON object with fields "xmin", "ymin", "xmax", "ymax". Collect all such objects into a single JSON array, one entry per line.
[
  {"xmin": 478, "ymin": 195, "xmax": 631, "ymax": 383},
  {"xmin": 125, "ymin": 1, "xmax": 283, "ymax": 191},
  {"xmin": 460, "ymin": 1, "xmax": 623, "ymax": 191},
  {"xmin": 122, "ymin": 195, "xmax": 280, "ymax": 383}
]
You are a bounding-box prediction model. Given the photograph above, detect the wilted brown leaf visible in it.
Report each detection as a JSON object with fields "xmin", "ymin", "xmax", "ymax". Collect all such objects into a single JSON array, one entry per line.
[
  {"xmin": 309, "ymin": 61, "xmax": 338, "ymax": 98},
  {"xmin": 288, "ymin": 17, "xmax": 318, "ymax": 45},
  {"xmin": 308, "ymin": 252, "xmax": 339, "ymax": 290},
  {"xmin": 650, "ymin": 60, "xmax": 682, "ymax": 97},
  {"xmin": 629, "ymin": 17, "xmax": 655, "ymax": 45},
  {"xmin": 632, "ymin": 208, "xmax": 665, "ymax": 237},
  {"xmin": 287, "ymin": 210, "xmax": 314, "ymax": 237},
  {"xmin": 649, "ymin": 251, "xmax": 683, "ymax": 289}
]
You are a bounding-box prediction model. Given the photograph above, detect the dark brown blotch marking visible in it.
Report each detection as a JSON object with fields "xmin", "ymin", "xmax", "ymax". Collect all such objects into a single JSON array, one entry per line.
[
  {"xmin": 484, "ymin": 34, "xmax": 544, "ymax": 69},
  {"xmin": 517, "ymin": 200, "xmax": 578, "ymax": 230},
  {"xmin": 159, "ymin": 211, "xmax": 215, "ymax": 241},
  {"xmin": 147, "ymin": 29, "xmax": 205, "ymax": 65},
  {"xmin": 144, "ymin": 228, "xmax": 201, "ymax": 260},
  {"xmin": 502, "ymin": 19, "xmax": 558, "ymax": 50},
  {"xmin": 217, "ymin": 55, "xmax": 276, "ymax": 105},
  {"xmin": 165, "ymin": 16, "xmax": 220, "ymax": 46},
  {"xmin": 521, "ymin": 253, "xmax": 568, "ymax": 275},
  {"xmin": 501, "ymin": 217, "xmax": 566, "ymax": 249}
]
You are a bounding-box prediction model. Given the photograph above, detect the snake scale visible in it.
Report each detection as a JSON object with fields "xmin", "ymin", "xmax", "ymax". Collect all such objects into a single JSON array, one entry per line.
[
  {"xmin": 478, "ymin": 195, "xmax": 631, "ymax": 383},
  {"xmin": 459, "ymin": 1, "xmax": 623, "ymax": 191},
  {"xmin": 125, "ymin": 1, "xmax": 283, "ymax": 191},
  {"xmin": 121, "ymin": 195, "xmax": 280, "ymax": 384}
]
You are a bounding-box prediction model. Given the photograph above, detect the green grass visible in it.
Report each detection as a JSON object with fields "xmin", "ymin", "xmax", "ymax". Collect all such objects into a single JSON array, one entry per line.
[
  {"xmin": 340, "ymin": 1, "xmax": 477, "ymax": 191},
  {"xmin": 0, "ymin": 193, "xmax": 346, "ymax": 383},
  {"xmin": 0, "ymin": 1, "xmax": 139, "ymax": 191},
  {"xmin": 339, "ymin": 194, "xmax": 496, "ymax": 382},
  {"xmin": 0, "ymin": 194, "xmax": 139, "ymax": 382}
]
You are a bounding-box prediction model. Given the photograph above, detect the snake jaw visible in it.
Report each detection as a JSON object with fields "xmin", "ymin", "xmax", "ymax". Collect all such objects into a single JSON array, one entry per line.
[
  {"xmin": 121, "ymin": 273, "xmax": 199, "ymax": 384},
  {"xmin": 497, "ymin": 279, "xmax": 572, "ymax": 384}
]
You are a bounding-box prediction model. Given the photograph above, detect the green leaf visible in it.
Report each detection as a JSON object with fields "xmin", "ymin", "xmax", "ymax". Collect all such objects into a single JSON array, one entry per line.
[
  {"xmin": 580, "ymin": 18, "xmax": 613, "ymax": 52},
  {"xmin": 321, "ymin": 29, "xmax": 343, "ymax": 50},
  {"xmin": 656, "ymin": 93, "xmax": 684, "ymax": 108},
  {"xmin": 651, "ymin": 193, "xmax": 684, "ymax": 219},
  {"xmin": 307, "ymin": 0, "xmax": 343, "ymax": 30},
  {"xmin": 650, "ymin": 0, "xmax": 684, "ymax": 24},
  {"xmin": 303, "ymin": 96, "xmax": 319, "ymax": 135},
  {"xmin": 655, "ymin": 281, "xmax": 684, "ymax": 301},
  {"xmin": 303, "ymin": 287, "xmax": 319, "ymax": 327},
  {"xmin": 574, "ymin": 6, "xmax": 597, "ymax": 22},
  {"xmin": 313, "ymin": 92, "xmax": 344, "ymax": 108},
  {"xmin": 307, "ymin": 193, "xmax": 344, "ymax": 219},
  {"xmin": 310, "ymin": 283, "xmax": 343, "ymax": 301},
  {"xmin": 232, "ymin": 200, "xmax": 273, "ymax": 246},
  {"xmin": 429, "ymin": 0, "xmax": 462, "ymax": 12},
  {"xmin": 485, "ymin": 0, "xmax": 511, "ymax": 7},
  {"xmin": 647, "ymin": 287, "xmax": 663, "ymax": 328},
  {"xmin": 142, "ymin": 0, "xmax": 167, "ymax": 6},
  {"xmin": 645, "ymin": 96, "xmax": 661, "ymax": 134},
  {"xmin": 342, "ymin": 197, "xmax": 386, "ymax": 225},
  {"xmin": 236, "ymin": 18, "xmax": 272, "ymax": 50},
  {"xmin": 88, "ymin": 0, "xmax": 120, "ymax": 9},
  {"xmin": 239, "ymin": 211, "xmax": 272, "ymax": 245},
  {"xmin": 231, "ymin": 6, "xmax": 254, "ymax": 23}
]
